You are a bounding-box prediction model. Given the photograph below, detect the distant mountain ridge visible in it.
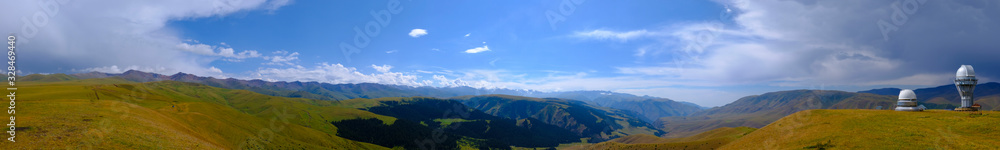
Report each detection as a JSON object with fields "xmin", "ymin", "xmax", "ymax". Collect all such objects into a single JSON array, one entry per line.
[{"xmin": 39, "ymin": 70, "xmax": 705, "ymax": 122}]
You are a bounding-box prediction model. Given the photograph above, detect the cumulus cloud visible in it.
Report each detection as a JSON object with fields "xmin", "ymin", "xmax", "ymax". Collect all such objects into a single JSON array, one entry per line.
[
  {"xmin": 0, "ymin": 0, "xmax": 292, "ymax": 75},
  {"xmin": 372, "ymin": 64, "xmax": 392, "ymax": 73},
  {"xmin": 409, "ymin": 29, "xmax": 427, "ymax": 37},
  {"xmin": 255, "ymin": 63, "xmax": 428, "ymax": 86}
]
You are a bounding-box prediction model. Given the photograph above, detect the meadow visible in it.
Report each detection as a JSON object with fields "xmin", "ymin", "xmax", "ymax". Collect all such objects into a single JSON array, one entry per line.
[{"xmin": 1, "ymin": 78, "xmax": 390, "ymax": 149}]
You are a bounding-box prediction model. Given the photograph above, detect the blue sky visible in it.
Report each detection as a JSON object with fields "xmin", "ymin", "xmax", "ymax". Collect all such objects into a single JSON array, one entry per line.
[
  {"xmin": 4, "ymin": 0, "xmax": 1000, "ymax": 107},
  {"xmin": 171, "ymin": 0, "xmax": 724, "ymax": 77}
]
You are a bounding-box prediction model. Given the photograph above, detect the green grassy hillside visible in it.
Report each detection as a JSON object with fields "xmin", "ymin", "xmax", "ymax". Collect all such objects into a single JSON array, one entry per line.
[
  {"xmin": 3, "ymin": 79, "xmax": 390, "ymax": 149},
  {"xmin": 565, "ymin": 127, "xmax": 756, "ymax": 150},
  {"xmin": 721, "ymin": 109, "xmax": 1000, "ymax": 149}
]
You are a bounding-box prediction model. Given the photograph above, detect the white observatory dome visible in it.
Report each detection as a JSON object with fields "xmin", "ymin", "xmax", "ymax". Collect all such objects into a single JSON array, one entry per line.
[
  {"xmin": 957, "ymin": 65, "xmax": 975, "ymax": 77},
  {"xmin": 898, "ymin": 89, "xmax": 916, "ymax": 100}
]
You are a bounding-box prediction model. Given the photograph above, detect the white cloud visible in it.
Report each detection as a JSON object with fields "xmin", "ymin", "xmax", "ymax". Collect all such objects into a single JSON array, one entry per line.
[
  {"xmin": 409, "ymin": 29, "xmax": 427, "ymax": 37},
  {"xmin": 176, "ymin": 42, "xmax": 217, "ymax": 56},
  {"xmin": 208, "ymin": 66, "xmax": 223, "ymax": 73},
  {"xmin": 574, "ymin": 29, "xmax": 652, "ymax": 42},
  {"xmin": 263, "ymin": 50, "xmax": 299, "ymax": 65},
  {"xmin": 372, "ymin": 64, "xmax": 392, "ymax": 73},
  {"xmin": 385, "ymin": 50, "xmax": 399, "ymax": 54},
  {"xmin": 464, "ymin": 33, "xmax": 470, "ymax": 37},
  {"xmin": 465, "ymin": 42, "xmax": 491, "ymax": 53},
  {"xmin": 464, "ymin": 46, "xmax": 489, "ymax": 53},
  {"xmin": 255, "ymin": 63, "xmax": 426, "ymax": 86},
  {"xmin": 0, "ymin": 0, "xmax": 292, "ymax": 75}
]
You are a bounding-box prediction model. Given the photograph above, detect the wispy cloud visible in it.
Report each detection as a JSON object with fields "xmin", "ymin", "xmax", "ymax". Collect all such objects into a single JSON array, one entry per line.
[
  {"xmin": 263, "ymin": 50, "xmax": 300, "ymax": 65},
  {"xmin": 409, "ymin": 29, "xmax": 428, "ymax": 38},
  {"xmin": 489, "ymin": 58, "xmax": 500, "ymax": 66},
  {"xmin": 574, "ymin": 29, "xmax": 652, "ymax": 42},
  {"xmin": 385, "ymin": 50, "xmax": 399, "ymax": 54}
]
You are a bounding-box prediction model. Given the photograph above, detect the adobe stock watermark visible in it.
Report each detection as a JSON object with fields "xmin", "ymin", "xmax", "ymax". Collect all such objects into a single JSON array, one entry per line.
[
  {"xmin": 877, "ymin": 0, "xmax": 928, "ymax": 41},
  {"xmin": 17, "ymin": 0, "xmax": 72, "ymax": 44},
  {"xmin": 546, "ymin": 0, "xmax": 586, "ymax": 30},
  {"xmin": 6, "ymin": 35, "xmax": 17, "ymax": 143},
  {"xmin": 340, "ymin": 0, "xmax": 409, "ymax": 62}
]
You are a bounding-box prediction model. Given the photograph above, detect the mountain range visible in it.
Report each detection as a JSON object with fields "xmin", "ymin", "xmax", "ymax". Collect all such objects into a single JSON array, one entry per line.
[{"xmin": 43, "ymin": 70, "xmax": 706, "ymax": 122}]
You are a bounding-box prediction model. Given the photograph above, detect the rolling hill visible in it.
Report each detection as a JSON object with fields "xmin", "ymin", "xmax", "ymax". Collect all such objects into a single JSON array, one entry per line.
[
  {"xmin": 721, "ymin": 109, "xmax": 1000, "ymax": 149},
  {"xmin": 4, "ymin": 78, "xmax": 392, "ymax": 149},
  {"xmin": 656, "ymin": 90, "xmax": 896, "ymax": 138}
]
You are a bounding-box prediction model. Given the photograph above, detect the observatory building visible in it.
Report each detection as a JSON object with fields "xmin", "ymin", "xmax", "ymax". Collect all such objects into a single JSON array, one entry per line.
[
  {"xmin": 895, "ymin": 89, "xmax": 922, "ymax": 111},
  {"xmin": 955, "ymin": 65, "xmax": 978, "ymax": 111}
]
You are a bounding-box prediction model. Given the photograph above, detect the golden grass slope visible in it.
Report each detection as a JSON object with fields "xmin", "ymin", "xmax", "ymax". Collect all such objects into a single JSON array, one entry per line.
[
  {"xmin": 721, "ymin": 109, "xmax": 1000, "ymax": 149},
  {"xmin": 1, "ymin": 79, "xmax": 390, "ymax": 149},
  {"xmin": 564, "ymin": 127, "xmax": 756, "ymax": 150}
]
